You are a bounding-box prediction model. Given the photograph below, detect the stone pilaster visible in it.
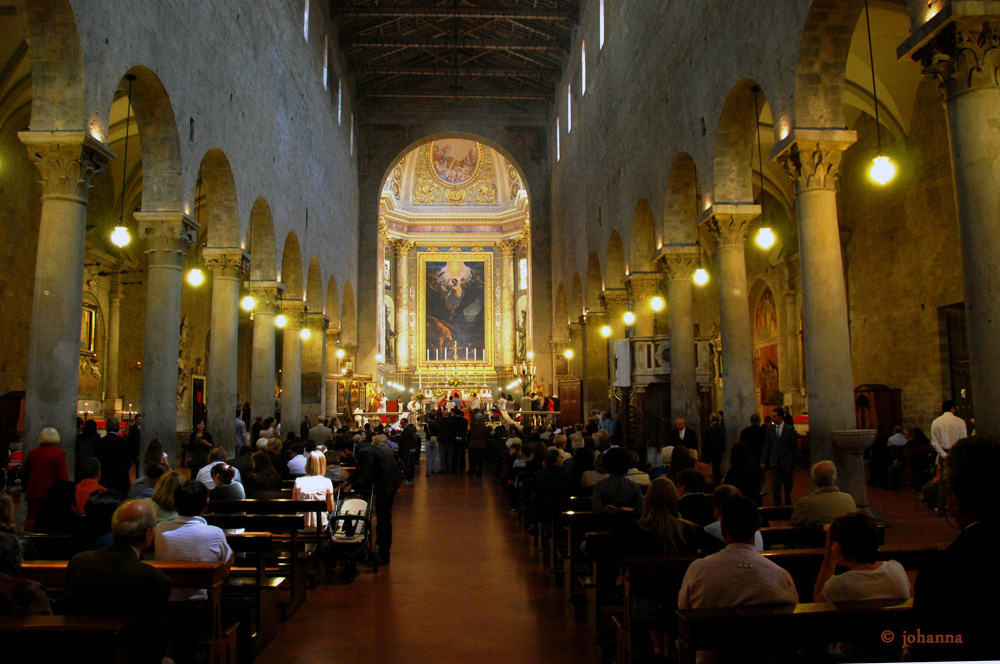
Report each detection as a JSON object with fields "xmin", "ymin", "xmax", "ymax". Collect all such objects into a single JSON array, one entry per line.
[
  {"xmin": 497, "ymin": 238, "xmax": 520, "ymax": 366},
  {"xmin": 699, "ymin": 203, "xmax": 759, "ymax": 458},
  {"xmin": 392, "ymin": 238, "xmax": 414, "ymax": 369},
  {"xmin": 280, "ymin": 302, "xmax": 307, "ymax": 433},
  {"xmin": 248, "ymin": 281, "xmax": 282, "ymax": 422},
  {"xmin": 773, "ymin": 129, "xmax": 857, "ymax": 480},
  {"xmin": 103, "ymin": 279, "xmax": 124, "ymax": 416},
  {"xmin": 302, "ymin": 311, "xmax": 330, "ymax": 420},
  {"xmin": 582, "ymin": 309, "xmax": 609, "ymax": 414},
  {"xmin": 203, "ymin": 248, "xmax": 249, "ymax": 455},
  {"xmin": 134, "ymin": 211, "xmax": 199, "ymax": 464},
  {"xmin": 907, "ymin": 15, "xmax": 1000, "ymax": 436},
  {"xmin": 658, "ymin": 246, "xmax": 700, "ymax": 425},
  {"xmin": 601, "ymin": 289, "xmax": 630, "ymax": 341},
  {"xmin": 624, "ymin": 273, "xmax": 660, "ymax": 337},
  {"xmin": 325, "ymin": 326, "xmax": 341, "ymax": 417}
]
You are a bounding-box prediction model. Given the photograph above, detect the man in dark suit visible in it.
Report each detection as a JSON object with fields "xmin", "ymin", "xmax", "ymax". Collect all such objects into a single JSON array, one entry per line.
[
  {"xmin": 739, "ymin": 413, "xmax": 766, "ymax": 465},
  {"xmin": 676, "ymin": 469, "xmax": 714, "ymax": 526},
  {"xmin": 66, "ymin": 500, "xmax": 172, "ymax": 663},
  {"xmin": 95, "ymin": 417, "xmax": 131, "ymax": 497},
  {"xmin": 339, "ymin": 437, "xmax": 403, "ymax": 565},
  {"xmin": 703, "ymin": 413, "xmax": 725, "ymax": 480},
  {"xmin": 452, "ymin": 409, "xmax": 469, "ymax": 474},
  {"xmin": 760, "ymin": 407, "xmax": 797, "ymax": 505},
  {"xmin": 669, "ymin": 417, "xmax": 699, "ymax": 451},
  {"xmin": 126, "ymin": 414, "xmax": 142, "ymax": 477}
]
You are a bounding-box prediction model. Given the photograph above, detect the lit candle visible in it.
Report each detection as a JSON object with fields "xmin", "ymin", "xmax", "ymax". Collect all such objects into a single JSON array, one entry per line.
[
  {"xmin": 465, "ymin": 348, "xmax": 469, "ymax": 360},
  {"xmin": 444, "ymin": 349, "xmax": 448, "ymax": 361},
  {"xmin": 436, "ymin": 350, "xmax": 439, "ymax": 361}
]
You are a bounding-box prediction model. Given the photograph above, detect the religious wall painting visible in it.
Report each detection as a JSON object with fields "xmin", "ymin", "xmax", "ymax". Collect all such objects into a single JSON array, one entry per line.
[
  {"xmin": 383, "ymin": 258, "xmax": 392, "ymax": 291},
  {"xmin": 418, "ymin": 253, "xmax": 493, "ymax": 364},
  {"xmin": 515, "ymin": 294, "xmax": 529, "ymax": 361},
  {"xmin": 412, "ymin": 141, "xmax": 497, "ymax": 205},
  {"xmin": 430, "ymin": 139, "xmax": 482, "ymax": 186},
  {"xmin": 755, "ymin": 287, "xmax": 778, "ymax": 341},
  {"xmin": 753, "ymin": 286, "xmax": 780, "ymax": 408},
  {"xmin": 80, "ymin": 303, "xmax": 98, "ymax": 355},
  {"xmin": 384, "ymin": 297, "xmax": 396, "ymax": 363}
]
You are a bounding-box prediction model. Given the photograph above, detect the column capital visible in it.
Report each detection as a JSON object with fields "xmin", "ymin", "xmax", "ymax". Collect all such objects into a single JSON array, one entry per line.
[
  {"xmin": 246, "ymin": 280, "xmax": 285, "ymax": 314},
  {"xmin": 655, "ymin": 244, "xmax": 701, "ymax": 281},
  {"xmin": 280, "ymin": 301, "xmax": 307, "ymax": 330},
  {"xmin": 909, "ymin": 14, "xmax": 1000, "ymax": 99},
  {"xmin": 390, "ymin": 237, "xmax": 414, "ymax": 253},
  {"xmin": 134, "ymin": 211, "xmax": 199, "ymax": 264},
  {"xmin": 624, "ymin": 272, "xmax": 660, "ymax": 298},
  {"xmin": 203, "ymin": 247, "xmax": 250, "ymax": 279},
  {"xmin": 305, "ymin": 310, "xmax": 331, "ymax": 331},
  {"xmin": 771, "ymin": 128, "xmax": 857, "ymax": 193},
  {"xmin": 600, "ymin": 287, "xmax": 630, "ymax": 310},
  {"xmin": 698, "ymin": 204, "xmax": 759, "ymax": 248},
  {"xmin": 496, "ymin": 238, "xmax": 521, "ymax": 257},
  {"xmin": 19, "ymin": 131, "xmax": 115, "ymax": 204}
]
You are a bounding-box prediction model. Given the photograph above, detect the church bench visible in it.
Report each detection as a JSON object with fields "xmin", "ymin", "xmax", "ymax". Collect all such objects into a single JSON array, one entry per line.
[
  {"xmin": 21, "ymin": 560, "xmax": 236, "ymax": 664},
  {"xmin": 0, "ymin": 615, "xmax": 131, "ymax": 663},
  {"xmin": 760, "ymin": 522, "xmax": 889, "ymax": 549},
  {"xmin": 757, "ymin": 505, "xmax": 794, "ymax": 524},
  {"xmin": 675, "ymin": 599, "xmax": 913, "ymax": 664},
  {"xmin": 558, "ymin": 511, "xmax": 601, "ymax": 608},
  {"xmin": 224, "ymin": 531, "xmax": 277, "ymax": 652},
  {"xmin": 544, "ymin": 496, "xmax": 592, "ymax": 580}
]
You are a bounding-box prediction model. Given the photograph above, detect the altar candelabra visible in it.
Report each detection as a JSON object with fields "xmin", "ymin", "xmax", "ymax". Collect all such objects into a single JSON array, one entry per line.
[{"xmin": 515, "ymin": 357, "xmax": 536, "ymax": 396}]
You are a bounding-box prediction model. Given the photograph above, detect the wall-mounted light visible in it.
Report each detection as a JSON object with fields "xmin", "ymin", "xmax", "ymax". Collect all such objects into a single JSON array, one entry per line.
[
  {"xmin": 563, "ymin": 349, "xmax": 574, "ymax": 359},
  {"xmin": 756, "ymin": 227, "xmax": 775, "ymax": 249},
  {"xmin": 275, "ymin": 314, "xmax": 288, "ymax": 328},
  {"xmin": 241, "ymin": 295, "xmax": 256, "ymax": 311},
  {"xmin": 187, "ymin": 268, "xmax": 204, "ymax": 286},
  {"xmin": 623, "ymin": 311, "xmax": 635, "ymax": 326},
  {"xmin": 300, "ymin": 327, "xmax": 311, "ymax": 340},
  {"xmin": 335, "ymin": 348, "xmax": 345, "ymax": 359},
  {"xmin": 600, "ymin": 325, "xmax": 612, "ymax": 338},
  {"xmin": 650, "ymin": 296, "xmax": 664, "ymax": 312},
  {"xmin": 526, "ymin": 351, "xmax": 534, "ymax": 360},
  {"xmin": 376, "ymin": 353, "xmax": 383, "ymax": 362}
]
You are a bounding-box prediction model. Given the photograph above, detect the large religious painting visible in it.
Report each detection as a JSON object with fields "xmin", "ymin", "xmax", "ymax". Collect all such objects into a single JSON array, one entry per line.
[
  {"xmin": 429, "ymin": 139, "xmax": 483, "ymax": 186},
  {"xmin": 753, "ymin": 286, "xmax": 781, "ymax": 408},
  {"xmin": 418, "ymin": 252, "xmax": 493, "ymax": 365}
]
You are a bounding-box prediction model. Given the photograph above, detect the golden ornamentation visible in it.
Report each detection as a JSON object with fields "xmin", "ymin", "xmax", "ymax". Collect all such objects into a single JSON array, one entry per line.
[
  {"xmin": 412, "ymin": 142, "xmax": 497, "ymax": 205},
  {"xmin": 416, "ymin": 251, "xmax": 494, "ymax": 367}
]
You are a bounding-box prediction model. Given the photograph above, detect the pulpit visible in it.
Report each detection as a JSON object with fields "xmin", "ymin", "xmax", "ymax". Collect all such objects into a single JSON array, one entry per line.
[{"xmin": 559, "ymin": 378, "xmax": 582, "ymax": 428}]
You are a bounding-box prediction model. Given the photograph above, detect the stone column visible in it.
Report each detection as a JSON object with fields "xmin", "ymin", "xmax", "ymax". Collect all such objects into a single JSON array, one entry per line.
[
  {"xmin": 392, "ymin": 239, "xmax": 413, "ymax": 369},
  {"xmin": 103, "ymin": 279, "xmax": 123, "ymax": 416},
  {"xmin": 601, "ymin": 288, "xmax": 630, "ymax": 416},
  {"xmin": 568, "ymin": 319, "xmax": 583, "ymax": 377},
  {"xmin": 625, "ymin": 273, "xmax": 659, "ymax": 337},
  {"xmin": 912, "ymin": 17, "xmax": 1000, "ymax": 436},
  {"xmin": 134, "ymin": 211, "xmax": 199, "ymax": 463},
  {"xmin": 780, "ymin": 258, "xmax": 803, "ymax": 409},
  {"xmin": 774, "ymin": 130, "xmax": 857, "ymax": 472},
  {"xmin": 325, "ymin": 326, "xmax": 341, "ymax": 417},
  {"xmin": 204, "ymin": 248, "xmax": 249, "ymax": 455},
  {"xmin": 18, "ymin": 131, "xmax": 113, "ymax": 462},
  {"xmin": 302, "ymin": 311, "xmax": 330, "ymax": 420},
  {"xmin": 498, "ymin": 239, "xmax": 519, "ymax": 366},
  {"xmin": 248, "ymin": 282, "xmax": 282, "ymax": 422},
  {"xmin": 582, "ymin": 309, "xmax": 609, "ymax": 413},
  {"xmin": 700, "ymin": 204, "xmax": 759, "ymax": 457},
  {"xmin": 660, "ymin": 247, "xmax": 700, "ymax": 424},
  {"xmin": 280, "ymin": 303, "xmax": 306, "ymax": 433}
]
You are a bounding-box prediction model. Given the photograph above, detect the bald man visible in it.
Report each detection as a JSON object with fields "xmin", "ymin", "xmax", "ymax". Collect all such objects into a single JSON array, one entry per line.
[
  {"xmin": 66, "ymin": 500, "xmax": 172, "ymax": 663},
  {"xmin": 788, "ymin": 461, "xmax": 858, "ymax": 528}
]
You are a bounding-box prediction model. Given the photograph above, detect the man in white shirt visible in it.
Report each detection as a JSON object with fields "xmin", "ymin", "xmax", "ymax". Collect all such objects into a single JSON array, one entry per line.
[
  {"xmin": 287, "ymin": 443, "xmax": 307, "ymax": 475},
  {"xmin": 887, "ymin": 425, "xmax": 907, "ymax": 447},
  {"xmin": 194, "ymin": 448, "xmax": 242, "ymax": 490},
  {"xmin": 234, "ymin": 409, "xmax": 246, "ymax": 453},
  {"xmin": 931, "ymin": 400, "xmax": 967, "ymax": 460},
  {"xmin": 155, "ymin": 480, "xmax": 234, "ymax": 600}
]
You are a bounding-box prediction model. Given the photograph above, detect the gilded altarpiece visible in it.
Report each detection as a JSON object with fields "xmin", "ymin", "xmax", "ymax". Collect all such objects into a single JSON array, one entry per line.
[{"xmin": 417, "ymin": 249, "xmax": 494, "ymax": 367}]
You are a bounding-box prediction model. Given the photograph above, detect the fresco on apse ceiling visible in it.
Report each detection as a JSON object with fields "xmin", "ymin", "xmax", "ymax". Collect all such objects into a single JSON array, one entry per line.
[
  {"xmin": 431, "ymin": 139, "xmax": 482, "ymax": 186},
  {"xmin": 424, "ymin": 260, "xmax": 487, "ymax": 361},
  {"xmin": 413, "ymin": 140, "xmax": 497, "ymax": 205}
]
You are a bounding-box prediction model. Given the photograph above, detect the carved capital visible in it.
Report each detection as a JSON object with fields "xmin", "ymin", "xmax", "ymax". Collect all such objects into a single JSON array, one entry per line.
[
  {"xmin": 19, "ymin": 131, "xmax": 115, "ymax": 204},
  {"xmin": 281, "ymin": 301, "xmax": 307, "ymax": 330},
  {"xmin": 203, "ymin": 247, "xmax": 250, "ymax": 280},
  {"xmin": 625, "ymin": 273, "xmax": 659, "ymax": 300},
  {"xmin": 496, "ymin": 238, "xmax": 521, "ymax": 257},
  {"xmin": 390, "ymin": 238, "xmax": 414, "ymax": 255},
  {"xmin": 657, "ymin": 246, "xmax": 701, "ymax": 281},
  {"xmin": 246, "ymin": 281, "xmax": 284, "ymax": 314},
  {"xmin": 698, "ymin": 204, "xmax": 759, "ymax": 249},
  {"xmin": 378, "ymin": 215, "xmax": 391, "ymax": 245},
  {"xmin": 600, "ymin": 288, "xmax": 630, "ymax": 312},
  {"xmin": 779, "ymin": 143, "xmax": 847, "ymax": 193},
  {"xmin": 134, "ymin": 212, "xmax": 199, "ymax": 266},
  {"xmin": 919, "ymin": 19, "xmax": 1000, "ymax": 99}
]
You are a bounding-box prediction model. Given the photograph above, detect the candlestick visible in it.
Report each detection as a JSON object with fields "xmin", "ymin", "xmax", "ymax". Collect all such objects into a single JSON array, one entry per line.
[{"xmin": 465, "ymin": 348, "xmax": 468, "ymax": 360}]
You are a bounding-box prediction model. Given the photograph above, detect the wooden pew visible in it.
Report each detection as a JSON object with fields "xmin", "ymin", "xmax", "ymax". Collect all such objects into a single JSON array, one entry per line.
[
  {"xmin": 757, "ymin": 505, "xmax": 794, "ymax": 524},
  {"xmin": 0, "ymin": 616, "xmax": 131, "ymax": 663},
  {"xmin": 224, "ymin": 532, "xmax": 276, "ymax": 653},
  {"xmin": 22, "ymin": 560, "xmax": 236, "ymax": 664},
  {"xmin": 676, "ymin": 599, "xmax": 913, "ymax": 664},
  {"xmin": 760, "ymin": 522, "xmax": 889, "ymax": 549}
]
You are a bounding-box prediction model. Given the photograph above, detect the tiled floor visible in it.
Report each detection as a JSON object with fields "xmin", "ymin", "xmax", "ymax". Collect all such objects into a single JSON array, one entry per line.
[{"xmin": 255, "ymin": 466, "xmax": 958, "ymax": 664}]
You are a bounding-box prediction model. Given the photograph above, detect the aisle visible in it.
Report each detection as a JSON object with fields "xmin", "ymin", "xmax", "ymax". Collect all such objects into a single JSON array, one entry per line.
[{"xmin": 257, "ymin": 472, "xmax": 600, "ymax": 664}]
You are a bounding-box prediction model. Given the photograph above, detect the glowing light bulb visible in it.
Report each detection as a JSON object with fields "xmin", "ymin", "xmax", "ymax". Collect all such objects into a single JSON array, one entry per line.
[
  {"xmin": 756, "ymin": 227, "xmax": 775, "ymax": 249},
  {"xmin": 623, "ymin": 311, "xmax": 635, "ymax": 326},
  {"xmin": 335, "ymin": 348, "xmax": 345, "ymax": 359},
  {"xmin": 300, "ymin": 327, "xmax": 311, "ymax": 340},
  {"xmin": 526, "ymin": 351, "xmax": 534, "ymax": 360},
  {"xmin": 240, "ymin": 295, "xmax": 256, "ymax": 311},
  {"xmin": 600, "ymin": 325, "xmax": 612, "ymax": 338},
  {"xmin": 563, "ymin": 349, "xmax": 574, "ymax": 359},
  {"xmin": 275, "ymin": 314, "xmax": 287, "ymax": 328},
  {"xmin": 650, "ymin": 296, "xmax": 664, "ymax": 312},
  {"xmin": 870, "ymin": 156, "xmax": 895, "ymax": 185},
  {"xmin": 110, "ymin": 226, "xmax": 131, "ymax": 248},
  {"xmin": 693, "ymin": 268, "xmax": 709, "ymax": 286},
  {"xmin": 376, "ymin": 353, "xmax": 383, "ymax": 362},
  {"xmin": 187, "ymin": 268, "xmax": 204, "ymax": 286}
]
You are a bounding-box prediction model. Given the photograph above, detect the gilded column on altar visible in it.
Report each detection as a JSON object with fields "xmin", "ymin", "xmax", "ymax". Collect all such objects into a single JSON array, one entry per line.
[
  {"xmin": 497, "ymin": 239, "xmax": 519, "ymax": 366},
  {"xmin": 392, "ymin": 239, "xmax": 413, "ymax": 369}
]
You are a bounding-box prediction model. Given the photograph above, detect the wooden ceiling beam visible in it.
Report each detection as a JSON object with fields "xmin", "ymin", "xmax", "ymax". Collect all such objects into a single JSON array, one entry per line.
[
  {"xmin": 333, "ymin": 6, "xmax": 574, "ymax": 21},
  {"xmin": 344, "ymin": 36, "xmax": 566, "ymax": 51}
]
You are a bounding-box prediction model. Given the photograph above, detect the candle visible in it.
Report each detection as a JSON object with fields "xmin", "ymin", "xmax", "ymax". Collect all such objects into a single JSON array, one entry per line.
[
  {"xmin": 427, "ymin": 350, "xmax": 430, "ymax": 361},
  {"xmin": 474, "ymin": 348, "xmax": 477, "ymax": 361},
  {"xmin": 465, "ymin": 348, "xmax": 468, "ymax": 360},
  {"xmin": 436, "ymin": 349, "xmax": 439, "ymax": 361},
  {"xmin": 445, "ymin": 349, "xmax": 448, "ymax": 361}
]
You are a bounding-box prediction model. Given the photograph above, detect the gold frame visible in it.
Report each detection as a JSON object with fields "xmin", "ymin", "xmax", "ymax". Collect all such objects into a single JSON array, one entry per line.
[
  {"xmin": 427, "ymin": 140, "xmax": 485, "ymax": 188},
  {"xmin": 417, "ymin": 251, "xmax": 494, "ymax": 367},
  {"xmin": 80, "ymin": 303, "xmax": 98, "ymax": 355}
]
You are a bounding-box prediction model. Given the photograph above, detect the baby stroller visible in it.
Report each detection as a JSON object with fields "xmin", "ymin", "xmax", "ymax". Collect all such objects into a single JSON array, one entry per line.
[{"xmin": 325, "ymin": 484, "xmax": 377, "ymax": 583}]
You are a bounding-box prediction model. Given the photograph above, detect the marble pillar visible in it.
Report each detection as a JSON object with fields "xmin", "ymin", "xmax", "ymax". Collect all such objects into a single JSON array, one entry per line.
[
  {"xmin": 280, "ymin": 304, "xmax": 306, "ymax": 433},
  {"xmin": 19, "ymin": 131, "xmax": 113, "ymax": 463},
  {"xmin": 248, "ymin": 282, "xmax": 281, "ymax": 422},
  {"xmin": 103, "ymin": 280, "xmax": 123, "ymax": 416},
  {"xmin": 700, "ymin": 204, "xmax": 759, "ymax": 457},
  {"xmin": 582, "ymin": 309, "xmax": 609, "ymax": 413},
  {"xmin": 660, "ymin": 247, "xmax": 700, "ymax": 424},
  {"xmin": 204, "ymin": 248, "xmax": 249, "ymax": 455},
  {"xmin": 915, "ymin": 18, "xmax": 1000, "ymax": 436},
  {"xmin": 134, "ymin": 211, "xmax": 199, "ymax": 463},
  {"xmin": 302, "ymin": 311, "xmax": 330, "ymax": 420},
  {"xmin": 625, "ymin": 274, "xmax": 659, "ymax": 338},
  {"xmin": 392, "ymin": 239, "xmax": 413, "ymax": 369},
  {"xmin": 774, "ymin": 131, "xmax": 857, "ymax": 472},
  {"xmin": 498, "ymin": 239, "xmax": 519, "ymax": 366}
]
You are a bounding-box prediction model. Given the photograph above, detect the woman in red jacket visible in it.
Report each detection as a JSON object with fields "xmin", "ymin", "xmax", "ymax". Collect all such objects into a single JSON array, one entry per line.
[{"xmin": 23, "ymin": 427, "xmax": 67, "ymax": 531}]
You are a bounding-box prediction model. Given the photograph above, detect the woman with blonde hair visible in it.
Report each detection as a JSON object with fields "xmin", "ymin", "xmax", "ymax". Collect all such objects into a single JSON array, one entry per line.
[
  {"xmin": 293, "ymin": 450, "xmax": 335, "ymax": 529},
  {"xmin": 145, "ymin": 470, "xmax": 184, "ymax": 522},
  {"xmin": 23, "ymin": 428, "xmax": 67, "ymax": 531}
]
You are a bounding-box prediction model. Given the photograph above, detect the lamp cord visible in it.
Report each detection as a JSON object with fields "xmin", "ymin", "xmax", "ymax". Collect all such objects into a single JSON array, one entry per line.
[
  {"xmin": 752, "ymin": 86, "xmax": 766, "ymax": 225},
  {"xmin": 864, "ymin": 0, "xmax": 883, "ymax": 155},
  {"xmin": 118, "ymin": 76, "xmax": 134, "ymax": 224}
]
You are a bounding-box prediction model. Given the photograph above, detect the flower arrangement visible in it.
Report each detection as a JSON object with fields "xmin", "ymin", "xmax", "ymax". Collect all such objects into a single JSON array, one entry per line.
[
  {"xmin": 433, "ymin": 388, "xmax": 445, "ymax": 397},
  {"xmin": 414, "ymin": 393, "xmax": 426, "ymax": 402},
  {"xmin": 448, "ymin": 377, "xmax": 464, "ymax": 388}
]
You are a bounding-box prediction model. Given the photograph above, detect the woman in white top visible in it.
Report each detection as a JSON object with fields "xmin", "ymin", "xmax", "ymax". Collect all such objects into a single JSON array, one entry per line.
[
  {"xmin": 292, "ymin": 451, "xmax": 335, "ymax": 529},
  {"xmin": 814, "ymin": 512, "xmax": 909, "ymax": 603}
]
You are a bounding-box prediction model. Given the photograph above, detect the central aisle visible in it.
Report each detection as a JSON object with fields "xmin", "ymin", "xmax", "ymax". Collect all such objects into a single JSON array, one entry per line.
[{"xmin": 257, "ymin": 472, "xmax": 601, "ymax": 664}]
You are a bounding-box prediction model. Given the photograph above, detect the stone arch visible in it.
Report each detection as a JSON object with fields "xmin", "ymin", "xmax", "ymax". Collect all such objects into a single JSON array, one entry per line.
[
  {"xmin": 664, "ymin": 153, "xmax": 700, "ymax": 243},
  {"xmin": 17, "ymin": 0, "xmax": 85, "ymax": 131},
  {"xmin": 629, "ymin": 199, "xmax": 656, "ymax": 272},
  {"xmin": 793, "ymin": 0, "xmax": 865, "ymax": 130},
  {"xmin": 197, "ymin": 148, "xmax": 240, "ymax": 247},
  {"xmin": 714, "ymin": 79, "xmax": 769, "ymax": 203},
  {"xmin": 606, "ymin": 230, "xmax": 626, "ymax": 286},
  {"xmin": 554, "ymin": 281, "xmax": 569, "ymax": 340},
  {"xmin": 281, "ymin": 231, "xmax": 303, "ymax": 300},
  {"xmin": 326, "ymin": 275, "xmax": 340, "ymax": 328},
  {"xmin": 585, "ymin": 251, "xmax": 603, "ymax": 310},
  {"xmin": 570, "ymin": 273, "xmax": 584, "ymax": 319},
  {"xmin": 248, "ymin": 198, "xmax": 277, "ymax": 281},
  {"xmin": 306, "ymin": 256, "xmax": 323, "ymax": 310},
  {"xmin": 341, "ymin": 280, "xmax": 357, "ymax": 345}
]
